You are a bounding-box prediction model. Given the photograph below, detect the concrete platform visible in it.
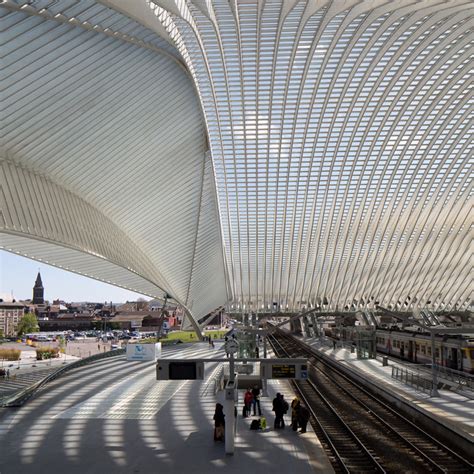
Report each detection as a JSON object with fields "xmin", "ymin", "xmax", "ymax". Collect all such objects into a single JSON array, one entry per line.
[
  {"xmin": 0, "ymin": 342, "xmax": 333, "ymax": 474},
  {"xmin": 302, "ymin": 335, "xmax": 474, "ymax": 445}
]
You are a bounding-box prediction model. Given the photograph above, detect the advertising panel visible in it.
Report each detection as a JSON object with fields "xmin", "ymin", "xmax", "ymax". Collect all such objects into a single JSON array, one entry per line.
[{"xmin": 126, "ymin": 342, "xmax": 161, "ymax": 361}]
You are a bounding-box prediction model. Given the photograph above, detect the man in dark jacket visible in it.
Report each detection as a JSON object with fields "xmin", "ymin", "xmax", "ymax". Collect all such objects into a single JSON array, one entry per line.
[{"xmin": 272, "ymin": 393, "xmax": 285, "ymax": 429}]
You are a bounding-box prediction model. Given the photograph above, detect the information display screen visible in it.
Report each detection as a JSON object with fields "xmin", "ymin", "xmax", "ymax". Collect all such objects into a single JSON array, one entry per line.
[
  {"xmin": 271, "ymin": 364, "xmax": 296, "ymax": 378},
  {"xmin": 169, "ymin": 362, "xmax": 197, "ymax": 380}
]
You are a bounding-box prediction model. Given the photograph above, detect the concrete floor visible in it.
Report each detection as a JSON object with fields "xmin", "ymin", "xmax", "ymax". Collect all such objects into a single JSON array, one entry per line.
[{"xmin": 0, "ymin": 343, "xmax": 333, "ymax": 474}]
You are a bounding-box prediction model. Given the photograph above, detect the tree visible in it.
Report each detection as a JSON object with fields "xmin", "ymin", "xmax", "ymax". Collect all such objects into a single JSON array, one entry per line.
[
  {"xmin": 136, "ymin": 298, "xmax": 148, "ymax": 311},
  {"xmin": 57, "ymin": 335, "xmax": 66, "ymax": 353},
  {"xmin": 16, "ymin": 312, "xmax": 39, "ymax": 336}
]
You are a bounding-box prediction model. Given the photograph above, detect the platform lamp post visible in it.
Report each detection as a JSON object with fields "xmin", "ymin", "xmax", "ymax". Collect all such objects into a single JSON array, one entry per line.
[
  {"xmin": 102, "ymin": 312, "xmax": 107, "ymax": 337},
  {"xmin": 157, "ymin": 293, "xmax": 170, "ymax": 342}
]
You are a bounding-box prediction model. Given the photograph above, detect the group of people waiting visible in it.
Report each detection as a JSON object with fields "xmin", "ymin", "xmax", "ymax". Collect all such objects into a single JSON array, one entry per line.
[
  {"xmin": 272, "ymin": 393, "xmax": 310, "ymax": 432},
  {"xmin": 214, "ymin": 390, "xmax": 310, "ymax": 441},
  {"xmin": 0, "ymin": 368, "xmax": 10, "ymax": 379}
]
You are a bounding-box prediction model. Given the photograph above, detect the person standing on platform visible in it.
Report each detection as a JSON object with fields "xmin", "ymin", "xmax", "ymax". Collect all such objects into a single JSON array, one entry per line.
[
  {"xmin": 291, "ymin": 397, "xmax": 300, "ymax": 431},
  {"xmin": 251, "ymin": 385, "xmax": 262, "ymax": 416},
  {"xmin": 213, "ymin": 403, "xmax": 225, "ymax": 441},
  {"xmin": 296, "ymin": 403, "xmax": 310, "ymax": 433},
  {"xmin": 244, "ymin": 388, "xmax": 253, "ymax": 417},
  {"xmin": 281, "ymin": 394, "xmax": 289, "ymax": 421},
  {"xmin": 272, "ymin": 393, "xmax": 285, "ymax": 429},
  {"xmin": 224, "ymin": 336, "xmax": 229, "ymax": 357}
]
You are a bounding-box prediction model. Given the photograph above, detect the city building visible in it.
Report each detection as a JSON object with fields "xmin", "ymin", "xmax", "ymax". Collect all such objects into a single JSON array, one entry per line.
[
  {"xmin": 32, "ymin": 271, "xmax": 44, "ymax": 305},
  {"xmin": 0, "ymin": 301, "xmax": 26, "ymax": 337}
]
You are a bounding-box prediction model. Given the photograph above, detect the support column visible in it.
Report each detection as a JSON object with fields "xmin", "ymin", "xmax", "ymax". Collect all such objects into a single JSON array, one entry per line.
[
  {"xmin": 225, "ymin": 353, "xmax": 237, "ymax": 454},
  {"xmin": 430, "ymin": 331, "xmax": 440, "ymax": 397}
]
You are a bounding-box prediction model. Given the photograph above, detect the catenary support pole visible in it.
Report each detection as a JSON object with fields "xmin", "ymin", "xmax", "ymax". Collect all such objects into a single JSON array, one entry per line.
[{"xmin": 430, "ymin": 331, "xmax": 440, "ymax": 397}]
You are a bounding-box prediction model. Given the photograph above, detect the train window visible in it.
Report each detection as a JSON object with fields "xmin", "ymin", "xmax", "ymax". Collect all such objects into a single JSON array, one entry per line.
[
  {"xmin": 427, "ymin": 347, "xmax": 431, "ymax": 356},
  {"xmin": 435, "ymin": 349, "xmax": 440, "ymax": 358}
]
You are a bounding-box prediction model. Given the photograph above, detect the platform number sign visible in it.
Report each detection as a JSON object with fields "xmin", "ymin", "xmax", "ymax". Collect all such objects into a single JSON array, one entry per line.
[{"xmin": 300, "ymin": 364, "xmax": 308, "ymax": 379}]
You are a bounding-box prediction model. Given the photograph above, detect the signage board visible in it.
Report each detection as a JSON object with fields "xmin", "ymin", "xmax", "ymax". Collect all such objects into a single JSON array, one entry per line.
[
  {"xmin": 156, "ymin": 360, "xmax": 204, "ymax": 380},
  {"xmin": 169, "ymin": 362, "xmax": 197, "ymax": 379},
  {"xmin": 260, "ymin": 359, "xmax": 308, "ymax": 380},
  {"xmin": 236, "ymin": 363, "xmax": 253, "ymax": 375},
  {"xmin": 126, "ymin": 342, "xmax": 161, "ymax": 361},
  {"xmin": 271, "ymin": 364, "xmax": 296, "ymax": 378}
]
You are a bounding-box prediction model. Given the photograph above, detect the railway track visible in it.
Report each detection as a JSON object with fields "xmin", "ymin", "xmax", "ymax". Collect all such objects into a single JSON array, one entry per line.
[{"xmin": 268, "ymin": 329, "xmax": 473, "ymax": 473}]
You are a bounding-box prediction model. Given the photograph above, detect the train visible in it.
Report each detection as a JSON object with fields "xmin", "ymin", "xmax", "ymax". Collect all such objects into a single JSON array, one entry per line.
[{"xmin": 326, "ymin": 326, "xmax": 474, "ymax": 374}]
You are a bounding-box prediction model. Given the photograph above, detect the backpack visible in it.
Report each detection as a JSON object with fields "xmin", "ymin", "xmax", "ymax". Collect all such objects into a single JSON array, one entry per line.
[
  {"xmin": 282, "ymin": 401, "xmax": 289, "ymax": 414},
  {"xmin": 250, "ymin": 419, "xmax": 261, "ymax": 430}
]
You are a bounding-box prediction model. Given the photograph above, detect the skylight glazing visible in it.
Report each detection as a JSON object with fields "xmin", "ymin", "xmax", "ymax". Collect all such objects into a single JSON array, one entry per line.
[{"xmin": 151, "ymin": 0, "xmax": 472, "ymax": 313}]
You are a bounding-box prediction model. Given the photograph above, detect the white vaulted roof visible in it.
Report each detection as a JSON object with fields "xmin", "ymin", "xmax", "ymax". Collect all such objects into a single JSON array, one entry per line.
[
  {"xmin": 1, "ymin": 0, "xmax": 473, "ymax": 321},
  {"xmin": 151, "ymin": 0, "xmax": 473, "ymax": 313}
]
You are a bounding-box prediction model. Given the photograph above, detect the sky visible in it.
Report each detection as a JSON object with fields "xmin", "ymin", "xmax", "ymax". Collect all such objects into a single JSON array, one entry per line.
[{"xmin": 0, "ymin": 250, "xmax": 151, "ymax": 304}]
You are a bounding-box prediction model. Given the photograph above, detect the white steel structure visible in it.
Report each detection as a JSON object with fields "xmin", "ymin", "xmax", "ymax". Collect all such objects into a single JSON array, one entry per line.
[{"xmin": 1, "ymin": 0, "xmax": 472, "ymax": 324}]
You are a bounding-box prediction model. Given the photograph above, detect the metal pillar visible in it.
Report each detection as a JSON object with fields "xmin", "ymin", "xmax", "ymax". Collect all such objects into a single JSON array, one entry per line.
[
  {"xmin": 430, "ymin": 331, "xmax": 440, "ymax": 397},
  {"xmin": 225, "ymin": 353, "xmax": 236, "ymax": 454},
  {"xmin": 157, "ymin": 293, "xmax": 168, "ymax": 341}
]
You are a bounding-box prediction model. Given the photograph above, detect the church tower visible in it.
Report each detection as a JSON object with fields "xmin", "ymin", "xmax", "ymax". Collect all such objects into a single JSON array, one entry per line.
[{"xmin": 33, "ymin": 272, "xmax": 44, "ymax": 304}]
